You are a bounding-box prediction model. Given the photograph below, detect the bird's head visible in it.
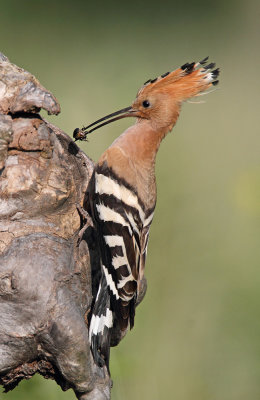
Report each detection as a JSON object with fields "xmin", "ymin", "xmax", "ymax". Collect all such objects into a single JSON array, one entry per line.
[{"xmin": 73, "ymin": 58, "xmax": 219, "ymax": 141}]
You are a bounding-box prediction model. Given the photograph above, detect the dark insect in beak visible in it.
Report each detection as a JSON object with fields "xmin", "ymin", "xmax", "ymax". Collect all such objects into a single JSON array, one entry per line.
[
  {"xmin": 73, "ymin": 128, "xmax": 88, "ymax": 141},
  {"xmin": 73, "ymin": 106, "xmax": 134, "ymax": 141}
]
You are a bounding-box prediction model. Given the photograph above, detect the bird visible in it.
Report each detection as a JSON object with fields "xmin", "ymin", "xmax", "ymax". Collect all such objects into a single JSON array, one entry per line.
[{"xmin": 74, "ymin": 57, "xmax": 219, "ymax": 370}]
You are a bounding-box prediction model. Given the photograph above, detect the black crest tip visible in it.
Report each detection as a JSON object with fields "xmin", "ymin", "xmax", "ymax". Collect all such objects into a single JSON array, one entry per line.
[
  {"xmin": 181, "ymin": 62, "xmax": 189, "ymax": 70},
  {"xmin": 199, "ymin": 56, "xmax": 209, "ymax": 65},
  {"xmin": 143, "ymin": 79, "xmax": 151, "ymax": 85},
  {"xmin": 212, "ymin": 80, "xmax": 219, "ymax": 86},
  {"xmin": 212, "ymin": 68, "xmax": 220, "ymax": 78},
  {"xmin": 204, "ymin": 62, "xmax": 216, "ymax": 70},
  {"xmin": 181, "ymin": 62, "xmax": 195, "ymax": 73},
  {"xmin": 186, "ymin": 62, "xmax": 195, "ymax": 73},
  {"xmin": 161, "ymin": 71, "xmax": 170, "ymax": 78}
]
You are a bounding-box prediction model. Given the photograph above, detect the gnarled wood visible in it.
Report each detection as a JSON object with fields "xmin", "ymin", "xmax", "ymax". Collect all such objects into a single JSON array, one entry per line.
[
  {"xmin": 0, "ymin": 52, "xmax": 147, "ymax": 400},
  {"xmin": 0, "ymin": 52, "xmax": 111, "ymax": 400}
]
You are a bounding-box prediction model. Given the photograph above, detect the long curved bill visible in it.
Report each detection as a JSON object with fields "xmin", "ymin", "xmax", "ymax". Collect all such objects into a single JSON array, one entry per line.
[{"xmin": 73, "ymin": 106, "xmax": 135, "ymax": 141}]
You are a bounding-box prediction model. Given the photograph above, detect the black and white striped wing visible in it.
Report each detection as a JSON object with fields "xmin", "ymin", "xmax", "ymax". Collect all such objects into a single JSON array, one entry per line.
[{"xmin": 88, "ymin": 165, "xmax": 154, "ymax": 367}]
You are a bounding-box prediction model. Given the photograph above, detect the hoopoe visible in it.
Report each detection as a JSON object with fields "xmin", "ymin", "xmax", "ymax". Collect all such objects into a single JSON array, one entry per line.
[{"xmin": 74, "ymin": 58, "xmax": 219, "ymax": 369}]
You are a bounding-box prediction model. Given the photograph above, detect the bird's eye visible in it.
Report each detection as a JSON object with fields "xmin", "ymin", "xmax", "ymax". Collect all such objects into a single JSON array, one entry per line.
[{"xmin": 142, "ymin": 100, "xmax": 150, "ymax": 108}]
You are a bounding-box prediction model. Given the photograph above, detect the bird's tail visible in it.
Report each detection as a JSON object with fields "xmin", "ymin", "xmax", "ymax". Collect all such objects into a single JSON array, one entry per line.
[{"xmin": 89, "ymin": 273, "xmax": 113, "ymax": 370}]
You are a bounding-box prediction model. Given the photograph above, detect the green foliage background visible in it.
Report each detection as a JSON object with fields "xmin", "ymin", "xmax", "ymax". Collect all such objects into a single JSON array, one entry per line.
[{"xmin": 1, "ymin": 0, "xmax": 259, "ymax": 399}]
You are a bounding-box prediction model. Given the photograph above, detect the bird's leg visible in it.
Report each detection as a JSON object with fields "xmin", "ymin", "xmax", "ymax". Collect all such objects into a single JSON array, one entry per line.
[
  {"xmin": 76, "ymin": 203, "xmax": 89, "ymax": 245},
  {"xmin": 77, "ymin": 203, "xmax": 89, "ymax": 220}
]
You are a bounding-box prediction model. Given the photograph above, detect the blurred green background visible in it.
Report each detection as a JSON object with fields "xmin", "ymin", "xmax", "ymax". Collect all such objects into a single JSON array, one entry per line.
[{"xmin": 1, "ymin": 0, "xmax": 260, "ymax": 399}]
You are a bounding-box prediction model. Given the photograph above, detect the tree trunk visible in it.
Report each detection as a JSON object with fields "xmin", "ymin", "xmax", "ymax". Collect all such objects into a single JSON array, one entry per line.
[{"xmin": 0, "ymin": 52, "xmax": 112, "ymax": 400}]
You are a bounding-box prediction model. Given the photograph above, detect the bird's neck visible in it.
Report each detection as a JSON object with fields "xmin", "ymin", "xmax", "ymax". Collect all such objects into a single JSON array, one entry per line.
[
  {"xmin": 113, "ymin": 120, "xmax": 169, "ymax": 168},
  {"xmin": 99, "ymin": 120, "xmax": 169, "ymax": 209}
]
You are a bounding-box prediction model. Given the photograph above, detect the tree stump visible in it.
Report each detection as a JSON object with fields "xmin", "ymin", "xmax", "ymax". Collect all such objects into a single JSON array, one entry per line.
[{"xmin": 0, "ymin": 52, "xmax": 112, "ymax": 400}]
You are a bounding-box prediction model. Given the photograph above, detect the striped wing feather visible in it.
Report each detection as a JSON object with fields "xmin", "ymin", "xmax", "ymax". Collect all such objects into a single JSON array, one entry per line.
[
  {"xmin": 87, "ymin": 164, "xmax": 153, "ymax": 366},
  {"xmin": 94, "ymin": 172, "xmax": 143, "ymax": 330}
]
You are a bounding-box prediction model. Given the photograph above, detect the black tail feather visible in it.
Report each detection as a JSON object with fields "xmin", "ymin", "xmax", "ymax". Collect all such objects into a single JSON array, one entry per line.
[{"xmin": 89, "ymin": 274, "xmax": 112, "ymax": 371}]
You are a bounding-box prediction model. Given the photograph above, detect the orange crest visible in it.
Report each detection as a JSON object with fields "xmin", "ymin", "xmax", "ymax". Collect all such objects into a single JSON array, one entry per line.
[{"xmin": 136, "ymin": 57, "xmax": 219, "ymax": 102}]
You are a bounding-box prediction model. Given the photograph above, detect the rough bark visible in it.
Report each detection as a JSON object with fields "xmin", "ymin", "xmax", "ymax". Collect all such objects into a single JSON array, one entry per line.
[
  {"xmin": 0, "ymin": 52, "xmax": 112, "ymax": 400},
  {"xmin": 0, "ymin": 53, "xmax": 147, "ymax": 400}
]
